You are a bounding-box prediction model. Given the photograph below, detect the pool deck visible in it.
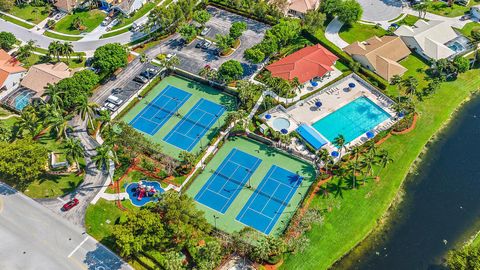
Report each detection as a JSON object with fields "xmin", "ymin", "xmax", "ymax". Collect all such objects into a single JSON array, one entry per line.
[{"xmin": 262, "ymin": 74, "xmax": 398, "ymax": 157}]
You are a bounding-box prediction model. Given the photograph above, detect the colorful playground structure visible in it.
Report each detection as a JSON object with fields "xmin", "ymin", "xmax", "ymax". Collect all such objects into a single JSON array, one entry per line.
[{"xmin": 126, "ymin": 180, "xmax": 164, "ymax": 207}]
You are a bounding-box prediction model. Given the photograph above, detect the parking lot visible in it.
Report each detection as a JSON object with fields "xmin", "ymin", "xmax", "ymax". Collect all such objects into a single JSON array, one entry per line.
[
  {"xmin": 156, "ymin": 6, "xmax": 269, "ymax": 78},
  {"xmin": 97, "ymin": 63, "xmax": 162, "ymax": 113}
]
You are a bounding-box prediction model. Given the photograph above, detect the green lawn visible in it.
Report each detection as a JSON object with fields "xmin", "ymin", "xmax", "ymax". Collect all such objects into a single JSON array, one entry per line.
[
  {"xmin": 385, "ymin": 53, "xmax": 431, "ymax": 96},
  {"xmin": 120, "ymin": 75, "xmax": 237, "ymax": 158},
  {"xmin": 456, "ymin": 21, "xmax": 480, "ymax": 39},
  {"xmin": 53, "ymin": 9, "xmax": 106, "ymax": 35},
  {"xmin": 425, "ymin": 1, "xmax": 472, "ymax": 17},
  {"xmin": 185, "ymin": 136, "xmax": 316, "ymax": 236},
  {"xmin": 21, "ymin": 134, "xmax": 86, "ymax": 198},
  {"xmin": 111, "ymin": 0, "xmax": 159, "ymax": 30},
  {"xmin": 339, "ymin": 22, "xmax": 387, "ymax": 44},
  {"xmin": 0, "ymin": 107, "xmax": 15, "ymax": 117},
  {"xmin": 100, "ymin": 27, "xmax": 130, "ymax": 39},
  {"xmin": 8, "ymin": 4, "xmax": 52, "ymax": 24},
  {"xmin": 396, "ymin": 14, "xmax": 420, "ymax": 27},
  {"xmin": 281, "ymin": 67, "xmax": 480, "ymax": 269},
  {"xmin": 43, "ymin": 30, "xmax": 83, "ymax": 41},
  {"xmin": 0, "ymin": 13, "xmax": 34, "ymax": 28}
]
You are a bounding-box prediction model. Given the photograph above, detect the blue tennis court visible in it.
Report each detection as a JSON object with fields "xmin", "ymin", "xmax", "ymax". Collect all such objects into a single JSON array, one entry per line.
[
  {"xmin": 129, "ymin": 85, "xmax": 191, "ymax": 135},
  {"xmin": 195, "ymin": 148, "xmax": 262, "ymax": 214},
  {"xmin": 163, "ymin": 98, "xmax": 225, "ymax": 151},
  {"xmin": 236, "ymin": 166, "xmax": 303, "ymax": 235}
]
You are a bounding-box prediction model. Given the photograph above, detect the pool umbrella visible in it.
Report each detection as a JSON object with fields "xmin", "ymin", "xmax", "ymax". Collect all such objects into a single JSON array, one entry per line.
[
  {"xmin": 331, "ymin": 151, "xmax": 339, "ymax": 157},
  {"xmin": 281, "ymin": 128, "xmax": 288, "ymax": 134},
  {"xmin": 315, "ymin": 101, "xmax": 322, "ymax": 108},
  {"xmin": 310, "ymin": 80, "xmax": 318, "ymax": 87},
  {"xmin": 348, "ymin": 83, "xmax": 356, "ymax": 88},
  {"xmin": 265, "ymin": 114, "xmax": 271, "ymax": 119},
  {"xmin": 366, "ymin": 131, "xmax": 374, "ymax": 139},
  {"xmin": 398, "ymin": 112, "xmax": 405, "ymax": 118}
]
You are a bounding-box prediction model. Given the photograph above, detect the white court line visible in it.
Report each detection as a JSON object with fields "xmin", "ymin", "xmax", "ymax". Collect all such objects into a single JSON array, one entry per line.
[
  {"xmin": 68, "ymin": 236, "xmax": 90, "ymax": 258},
  {"xmin": 57, "ymin": 197, "xmax": 66, "ymax": 203}
]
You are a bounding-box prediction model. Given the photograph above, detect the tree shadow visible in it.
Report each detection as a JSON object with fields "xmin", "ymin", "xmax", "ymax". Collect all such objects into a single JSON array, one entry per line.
[{"xmin": 83, "ymin": 243, "xmax": 126, "ymax": 270}]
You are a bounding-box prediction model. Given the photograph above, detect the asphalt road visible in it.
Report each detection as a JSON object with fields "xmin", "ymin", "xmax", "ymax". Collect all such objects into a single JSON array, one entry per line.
[{"xmin": 0, "ymin": 182, "xmax": 132, "ymax": 270}]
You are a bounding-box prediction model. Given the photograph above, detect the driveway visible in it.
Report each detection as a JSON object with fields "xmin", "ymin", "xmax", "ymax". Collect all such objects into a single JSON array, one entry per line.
[
  {"xmin": 0, "ymin": 183, "xmax": 132, "ymax": 270},
  {"xmin": 358, "ymin": 0, "xmax": 403, "ymax": 22},
  {"xmin": 36, "ymin": 117, "xmax": 108, "ymax": 228}
]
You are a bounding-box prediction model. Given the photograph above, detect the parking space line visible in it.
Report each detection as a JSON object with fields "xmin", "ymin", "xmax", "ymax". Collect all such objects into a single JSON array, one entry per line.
[
  {"xmin": 57, "ymin": 197, "xmax": 66, "ymax": 203},
  {"xmin": 68, "ymin": 236, "xmax": 90, "ymax": 258}
]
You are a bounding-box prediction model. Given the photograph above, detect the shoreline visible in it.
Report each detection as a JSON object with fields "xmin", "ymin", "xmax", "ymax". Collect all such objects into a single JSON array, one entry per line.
[{"xmin": 328, "ymin": 90, "xmax": 480, "ymax": 269}]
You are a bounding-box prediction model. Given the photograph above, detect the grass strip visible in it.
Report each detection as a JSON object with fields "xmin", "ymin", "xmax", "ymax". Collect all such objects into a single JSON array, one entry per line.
[
  {"xmin": 43, "ymin": 31, "xmax": 83, "ymax": 41},
  {"xmin": 0, "ymin": 14, "xmax": 34, "ymax": 29}
]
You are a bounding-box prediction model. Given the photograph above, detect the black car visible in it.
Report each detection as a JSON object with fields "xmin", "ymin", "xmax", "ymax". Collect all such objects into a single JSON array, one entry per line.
[
  {"xmin": 111, "ymin": 87, "xmax": 122, "ymax": 94},
  {"xmin": 140, "ymin": 71, "xmax": 154, "ymax": 79}
]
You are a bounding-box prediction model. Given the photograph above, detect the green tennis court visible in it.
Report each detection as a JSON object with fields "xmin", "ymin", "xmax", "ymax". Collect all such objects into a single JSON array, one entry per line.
[
  {"xmin": 186, "ymin": 136, "xmax": 316, "ymax": 236},
  {"xmin": 121, "ymin": 75, "xmax": 236, "ymax": 158}
]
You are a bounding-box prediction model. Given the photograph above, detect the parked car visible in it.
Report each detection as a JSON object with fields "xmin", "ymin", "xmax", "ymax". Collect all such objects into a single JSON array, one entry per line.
[
  {"xmin": 165, "ymin": 53, "xmax": 176, "ymax": 61},
  {"xmin": 133, "ymin": 75, "xmax": 149, "ymax": 84},
  {"xmin": 202, "ymin": 40, "xmax": 212, "ymax": 49},
  {"xmin": 146, "ymin": 67, "xmax": 159, "ymax": 75},
  {"xmin": 200, "ymin": 26, "xmax": 211, "ymax": 36},
  {"xmin": 110, "ymin": 18, "xmax": 119, "ymax": 27},
  {"xmin": 107, "ymin": 95, "xmax": 123, "ymax": 105},
  {"xmin": 62, "ymin": 198, "xmax": 79, "ymax": 211},
  {"xmin": 103, "ymin": 102, "xmax": 118, "ymax": 112},
  {"xmin": 460, "ymin": 14, "xmax": 471, "ymax": 21},
  {"xmin": 140, "ymin": 70, "xmax": 155, "ymax": 79},
  {"xmin": 389, "ymin": 23, "xmax": 399, "ymax": 29},
  {"xmin": 196, "ymin": 40, "xmax": 205, "ymax": 48},
  {"xmin": 111, "ymin": 88, "xmax": 122, "ymax": 94},
  {"xmin": 101, "ymin": 17, "xmax": 112, "ymax": 27}
]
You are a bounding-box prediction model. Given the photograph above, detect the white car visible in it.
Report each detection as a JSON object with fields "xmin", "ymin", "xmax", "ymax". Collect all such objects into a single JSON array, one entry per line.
[
  {"xmin": 103, "ymin": 102, "xmax": 118, "ymax": 112},
  {"xmin": 101, "ymin": 17, "xmax": 112, "ymax": 27},
  {"xmin": 107, "ymin": 95, "xmax": 123, "ymax": 105}
]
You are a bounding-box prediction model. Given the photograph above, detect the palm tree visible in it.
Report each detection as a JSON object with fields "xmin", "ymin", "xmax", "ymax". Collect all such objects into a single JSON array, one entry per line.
[
  {"xmin": 376, "ymin": 150, "xmax": 393, "ymax": 180},
  {"xmin": 48, "ymin": 41, "xmax": 62, "ymax": 62},
  {"xmin": 76, "ymin": 99, "xmax": 98, "ymax": 131},
  {"xmin": 349, "ymin": 146, "xmax": 361, "ymax": 189},
  {"xmin": 390, "ymin": 74, "xmax": 403, "ymax": 103},
  {"xmin": 361, "ymin": 152, "xmax": 377, "ymax": 185},
  {"xmin": 402, "ymin": 76, "xmax": 419, "ymax": 100},
  {"xmin": 46, "ymin": 111, "xmax": 73, "ymax": 140},
  {"xmin": 15, "ymin": 40, "xmax": 36, "ymax": 61},
  {"xmin": 61, "ymin": 42, "xmax": 74, "ymax": 63},
  {"xmin": 316, "ymin": 148, "xmax": 333, "ymax": 174},
  {"xmin": 333, "ymin": 134, "xmax": 346, "ymax": 158},
  {"xmin": 140, "ymin": 53, "xmax": 148, "ymax": 63},
  {"xmin": 92, "ymin": 144, "xmax": 117, "ymax": 171},
  {"xmin": 17, "ymin": 109, "xmax": 43, "ymax": 138},
  {"xmin": 42, "ymin": 84, "xmax": 64, "ymax": 109},
  {"xmin": 160, "ymin": 55, "xmax": 180, "ymax": 70},
  {"xmin": 63, "ymin": 137, "xmax": 84, "ymax": 170},
  {"xmin": 96, "ymin": 109, "xmax": 111, "ymax": 135}
]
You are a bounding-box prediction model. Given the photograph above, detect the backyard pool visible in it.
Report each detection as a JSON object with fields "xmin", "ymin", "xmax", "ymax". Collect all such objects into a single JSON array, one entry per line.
[
  {"xmin": 14, "ymin": 91, "xmax": 34, "ymax": 111},
  {"xmin": 312, "ymin": 96, "xmax": 391, "ymax": 143}
]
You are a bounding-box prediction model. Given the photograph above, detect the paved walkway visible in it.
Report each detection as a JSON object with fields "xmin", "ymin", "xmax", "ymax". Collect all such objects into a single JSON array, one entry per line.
[{"xmin": 325, "ymin": 18, "xmax": 349, "ymax": 49}]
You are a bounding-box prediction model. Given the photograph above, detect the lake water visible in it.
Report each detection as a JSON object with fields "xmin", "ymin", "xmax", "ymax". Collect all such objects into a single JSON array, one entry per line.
[{"xmin": 334, "ymin": 95, "xmax": 480, "ymax": 269}]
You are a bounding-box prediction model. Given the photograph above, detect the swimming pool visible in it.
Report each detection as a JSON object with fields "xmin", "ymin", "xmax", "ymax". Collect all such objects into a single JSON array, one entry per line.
[
  {"xmin": 14, "ymin": 91, "xmax": 34, "ymax": 111},
  {"xmin": 312, "ymin": 96, "xmax": 391, "ymax": 144},
  {"xmin": 272, "ymin": 117, "xmax": 290, "ymax": 131}
]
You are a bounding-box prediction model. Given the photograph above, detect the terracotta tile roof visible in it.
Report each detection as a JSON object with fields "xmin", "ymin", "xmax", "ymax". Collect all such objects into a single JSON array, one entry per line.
[
  {"xmin": 344, "ymin": 36, "xmax": 410, "ymax": 80},
  {"xmin": 20, "ymin": 62, "xmax": 73, "ymax": 97},
  {"xmin": 0, "ymin": 49, "xmax": 26, "ymax": 87},
  {"xmin": 266, "ymin": 44, "xmax": 338, "ymax": 84},
  {"xmin": 288, "ymin": 0, "xmax": 320, "ymax": 14}
]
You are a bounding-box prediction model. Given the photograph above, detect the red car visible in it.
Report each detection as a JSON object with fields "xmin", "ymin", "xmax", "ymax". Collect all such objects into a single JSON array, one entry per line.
[{"xmin": 62, "ymin": 198, "xmax": 79, "ymax": 211}]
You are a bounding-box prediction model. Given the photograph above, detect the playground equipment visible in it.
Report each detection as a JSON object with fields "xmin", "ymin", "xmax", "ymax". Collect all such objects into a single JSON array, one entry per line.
[{"xmin": 132, "ymin": 181, "xmax": 158, "ymax": 201}]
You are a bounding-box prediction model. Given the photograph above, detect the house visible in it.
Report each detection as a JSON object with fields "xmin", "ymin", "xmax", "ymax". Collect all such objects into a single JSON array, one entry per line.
[
  {"xmin": 20, "ymin": 62, "xmax": 74, "ymax": 100},
  {"xmin": 54, "ymin": 0, "xmax": 82, "ymax": 13},
  {"xmin": 0, "ymin": 50, "xmax": 26, "ymax": 98},
  {"xmin": 471, "ymin": 6, "xmax": 480, "ymax": 20},
  {"xmin": 98, "ymin": 0, "xmax": 148, "ymax": 15},
  {"xmin": 344, "ymin": 36, "xmax": 411, "ymax": 81},
  {"xmin": 266, "ymin": 44, "xmax": 339, "ymax": 84},
  {"xmin": 394, "ymin": 20, "xmax": 466, "ymax": 60},
  {"xmin": 286, "ymin": 0, "xmax": 320, "ymax": 17}
]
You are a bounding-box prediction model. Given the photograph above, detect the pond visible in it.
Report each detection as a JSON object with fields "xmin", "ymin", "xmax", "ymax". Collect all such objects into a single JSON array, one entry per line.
[{"xmin": 334, "ymin": 95, "xmax": 480, "ymax": 269}]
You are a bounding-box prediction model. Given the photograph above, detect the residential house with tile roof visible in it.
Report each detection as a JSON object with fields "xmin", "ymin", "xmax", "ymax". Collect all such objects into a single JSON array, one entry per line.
[
  {"xmin": 20, "ymin": 62, "xmax": 75, "ymax": 99},
  {"xmin": 286, "ymin": 0, "xmax": 320, "ymax": 17},
  {"xmin": 344, "ymin": 36, "xmax": 411, "ymax": 81},
  {"xmin": 0, "ymin": 49, "xmax": 26, "ymax": 97}
]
